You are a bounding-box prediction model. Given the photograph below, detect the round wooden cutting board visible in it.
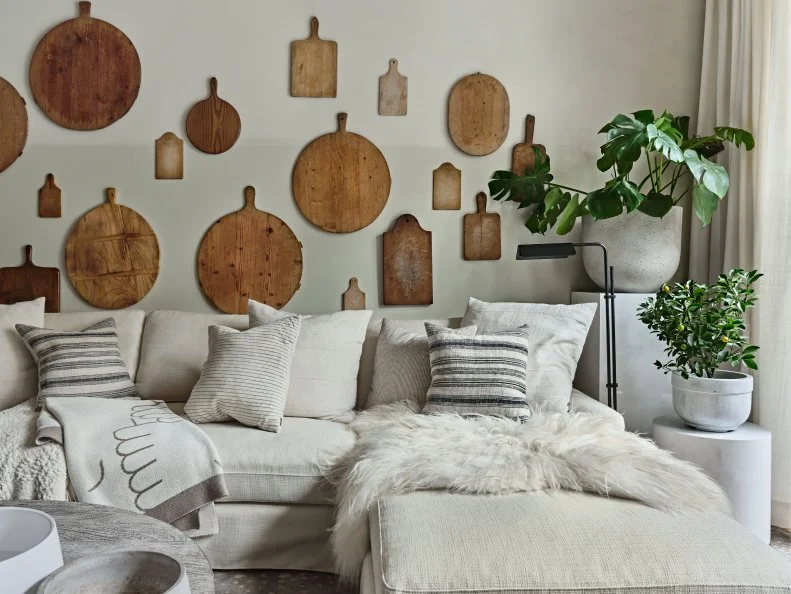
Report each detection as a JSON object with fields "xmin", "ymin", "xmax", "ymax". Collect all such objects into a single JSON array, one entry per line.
[
  {"xmin": 293, "ymin": 113, "xmax": 390, "ymax": 233},
  {"xmin": 198, "ymin": 186, "xmax": 303, "ymax": 314},
  {"xmin": 29, "ymin": 2, "xmax": 141, "ymax": 131},
  {"xmin": 0, "ymin": 77, "xmax": 27, "ymax": 172},
  {"xmin": 66, "ymin": 188, "xmax": 159, "ymax": 309},
  {"xmin": 185, "ymin": 77, "xmax": 241, "ymax": 154},
  {"xmin": 448, "ymin": 73, "xmax": 510, "ymax": 156}
]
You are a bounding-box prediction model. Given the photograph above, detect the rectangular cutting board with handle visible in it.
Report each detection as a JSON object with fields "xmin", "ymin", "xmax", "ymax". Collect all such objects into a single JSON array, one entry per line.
[
  {"xmin": 511, "ymin": 114, "xmax": 546, "ymax": 176},
  {"xmin": 463, "ymin": 193, "xmax": 501, "ymax": 261},
  {"xmin": 0, "ymin": 245, "xmax": 60, "ymax": 312},
  {"xmin": 290, "ymin": 17, "xmax": 337, "ymax": 98}
]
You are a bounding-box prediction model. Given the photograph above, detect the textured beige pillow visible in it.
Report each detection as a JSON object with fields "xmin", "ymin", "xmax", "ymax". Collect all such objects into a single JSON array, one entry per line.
[{"xmin": 0, "ymin": 298, "xmax": 45, "ymax": 411}]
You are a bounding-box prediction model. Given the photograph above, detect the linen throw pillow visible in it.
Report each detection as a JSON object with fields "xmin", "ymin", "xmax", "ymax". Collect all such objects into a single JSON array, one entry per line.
[
  {"xmin": 15, "ymin": 318, "xmax": 138, "ymax": 409},
  {"xmin": 461, "ymin": 297, "xmax": 597, "ymax": 413},
  {"xmin": 367, "ymin": 320, "xmax": 477, "ymax": 409},
  {"xmin": 423, "ymin": 322, "xmax": 531, "ymax": 420},
  {"xmin": 0, "ymin": 297, "xmax": 45, "ymax": 411},
  {"xmin": 248, "ymin": 300, "xmax": 372, "ymax": 422},
  {"xmin": 184, "ymin": 316, "xmax": 301, "ymax": 433}
]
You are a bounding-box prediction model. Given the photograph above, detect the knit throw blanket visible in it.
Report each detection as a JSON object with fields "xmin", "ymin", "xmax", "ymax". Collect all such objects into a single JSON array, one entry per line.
[
  {"xmin": 37, "ymin": 397, "xmax": 227, "ymax": 537},
  {"xmin": 326, "ymin": 401, "xmax": 731, "ymax": 581}
]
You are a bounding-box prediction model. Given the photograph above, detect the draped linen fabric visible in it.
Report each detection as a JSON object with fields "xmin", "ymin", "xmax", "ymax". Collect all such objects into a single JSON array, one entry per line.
[{"xmin": 690, "ymin": 0, "xmax": 791, "ymax": 529}]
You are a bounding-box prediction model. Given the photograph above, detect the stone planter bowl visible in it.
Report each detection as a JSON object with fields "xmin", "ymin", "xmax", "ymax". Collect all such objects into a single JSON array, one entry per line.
[
  {"xmin": 0, "ymin": 507, "xmax": 63, "ymax": 594},
  {"xmin": 671, "ymin": 370, "xmax": 753, "ymax": 432}
]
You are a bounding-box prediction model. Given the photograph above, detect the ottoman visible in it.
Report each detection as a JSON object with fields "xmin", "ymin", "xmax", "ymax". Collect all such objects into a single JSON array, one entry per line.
[{"xmin": 360, "ymin": 491, "xmax": 791, "ymax": 594}]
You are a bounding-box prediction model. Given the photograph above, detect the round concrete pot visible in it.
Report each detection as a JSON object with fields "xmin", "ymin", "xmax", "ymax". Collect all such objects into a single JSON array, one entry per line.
[
  {"xmin": 671, "ymin": 370, "xmax": 753, "ymax": 432},
  {"xmin": 582, "ymin": 205, "xmax": 682, "ymax": 292},
  {"xmin": 0, "ymin": 507, "xmax": 63, "ymax": 593}
]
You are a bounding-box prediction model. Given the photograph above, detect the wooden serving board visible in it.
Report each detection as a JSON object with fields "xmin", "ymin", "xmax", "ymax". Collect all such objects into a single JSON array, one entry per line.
[
  {"xmin": 463, "ymin": 192, "xmax": 501, "ymax": 261},
  {"xmin": 186, "ymin": 78, "xmax": 241, "ymax": 154},
  {"xmin": 38, "ymin": 173, "xmax": 62, "ymax": 218},
  {"xmin": 383, "ymin": 215, "xmax": 432, "ymax": 305},
  {"xmin": 155, "ymin": 132, "xmax": 184, "ymax": 179},
  {"xmin": 291, "ymin": 17, "xmax": 337, "ymax": 98},
  {"xmin": 342, "ymin": 277, "xmax": 366, "ymax": 310},
  {"xmin": 293, "ymin": 113, "xmax": 390, "ymax": 233},
  {"xmin": 0, "ymin": 76, "xmax": 28, "ymax": 173},
  {"xmin": 379, "ymin": 59, "xmax": 407, "ymax": 116},
  {"xmin": 198, "ymin": 186, "xmax": 303, "ymax": 314},
  {"xmin": 66, "ymin": 188, "xmax": 159, "ymax": 309},
  {"xmin": 448, "ymin": 73, "xmax": 510, "ymax": 156},
  {"xmin": 512, "ymin": 114, "xmax": 546, "ymax": 175},
  {"xmin": 432, "ymin": 162, "xmax": 461, "ymax": 210},
  {"xmin": 0, "ymin": 245, "xmax": 60, "ymax": 312},
  {"xmin": 29, "ymin": 2, "xmax": 141, "ymax": 131}
]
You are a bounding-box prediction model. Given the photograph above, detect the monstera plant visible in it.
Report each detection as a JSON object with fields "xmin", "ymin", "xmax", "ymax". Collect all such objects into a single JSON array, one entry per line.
[{"xmin": 489, "ymin": 110, "xmax": 754, "ymax": 235}]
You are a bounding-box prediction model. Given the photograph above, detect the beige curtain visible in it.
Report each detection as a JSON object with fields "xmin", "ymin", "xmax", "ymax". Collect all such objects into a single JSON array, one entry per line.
[{"xmin": 690, "ymin": 0, "xmax": 791, "ymax": 529}]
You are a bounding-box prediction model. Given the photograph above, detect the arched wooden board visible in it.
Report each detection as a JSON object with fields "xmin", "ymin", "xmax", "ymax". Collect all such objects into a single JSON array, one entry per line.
[
  {"xmin": 448, "ymin": 73, "xmax": 510, "ymax": 156},
  {"xmin": 383, "ymin": 214, "xmax": 432, "ymax": 305},
  {"xmin": 511, "ymin": 114, "xmax": 546, "ymax": 176},
  {"xmin": 29, "ymin": 2, "xmax": 141, "ymax": 131},
  {"xmin": 155, "ymin": 132, "xmax": 184, "ymax": 179},
  {"xmin": 0, "ymin": 245, "xmax": 60, "ymax": 313},
  {"xmin": 379, "ymin": 59, "xmax": 407, "ymax": 116},
  {"xmin": 198, "ymin": 186, "xmax": 303, "ymax": 314},
  {"xmin": 66, "ymin": 188, "xmax": 159, "ymax": 309},
  {"xmin": 185, "ymin": 78, "xmax": 241, "ymax": 154},
  {"xmin": 293, "ymin": 113, "xmax": 390, "ymax": 233},
  {"xmin": 432, "ymin": 162, "xmax": 461, "ymax": 210},
  {"xmin": 38, "ymin": 173, "xmax": 62, "ymax": 218},
  {"xmin": 0, "ymin": 76, "xmax": 28, "ymax": 172},
  {"xmin": 342, "ymin": 277, "xmax": 366, "ymax": 311}
]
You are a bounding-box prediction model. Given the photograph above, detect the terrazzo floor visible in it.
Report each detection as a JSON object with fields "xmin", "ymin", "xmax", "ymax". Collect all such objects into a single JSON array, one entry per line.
[{"xmin": 213, "ymin": 528, "xmax": 791, "ymax": 594}]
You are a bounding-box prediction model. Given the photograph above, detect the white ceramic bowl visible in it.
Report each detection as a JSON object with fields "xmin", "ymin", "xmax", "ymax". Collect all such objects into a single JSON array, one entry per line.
[
  {"xmin": 0, "ymin": 507, "xmax": 63, "ymax": 594},
  {"xmin": 37, "ymin": 550, "xmax": 190, "ymax": 594}
]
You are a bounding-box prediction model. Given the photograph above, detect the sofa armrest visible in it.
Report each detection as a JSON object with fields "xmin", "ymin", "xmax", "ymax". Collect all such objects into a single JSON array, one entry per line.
[{"xmin": 570, "ymin": 389, "xmax": 625, "ymax": 431}]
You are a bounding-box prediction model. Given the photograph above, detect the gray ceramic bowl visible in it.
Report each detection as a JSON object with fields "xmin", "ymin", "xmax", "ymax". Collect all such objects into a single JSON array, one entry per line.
[{"xmin": 38, "ymin": 550, "xmax": 189, "ymax": 594}]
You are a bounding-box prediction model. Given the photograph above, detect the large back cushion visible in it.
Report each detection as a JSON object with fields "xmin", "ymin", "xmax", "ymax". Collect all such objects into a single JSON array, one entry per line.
[
  {"xmin": 135, "ymin": 310, "xmax": 247, "ymax": 401},
  {"xmin": 44, "ymin": 311, "xmax": 145, "ymax": 382}
]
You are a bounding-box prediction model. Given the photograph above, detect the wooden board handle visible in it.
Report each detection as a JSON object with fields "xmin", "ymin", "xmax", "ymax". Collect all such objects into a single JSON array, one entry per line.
[
  {"xmin": 348, "ymin": 277, "xmax": 359, "ymax": 289},
  {"xmin": 337, "ymin": 112, "xmax": 347, "ymax": 132},
  {"xmin": 24, "ymin": 244, "xmax": 33, "ymax": 265},
  {"xmin": 209, "ymin": 77, "xmax": 218, "ymax": 97},
  {"xmin": 388, "ymin": 58, "xmax": 398, "ymax": 72},
  {"xmin": 78, "ymin": 1, "xmax": 91, "ymax": 18},
  {"xmin": 309, "ymin": 16, "xmax": 320, "ymax": 38},
  {"xmin": 44, "ymin": 173, "xmax": 55, "ymax": 187},
  {"xmin": 476, "ymin": 192, "xmax": 487, "ymax": 213},
  {"xmin": 244, "ymin": 186, "xmax": 256, "ymax": 209},
  {"xmin": 106, "ymin": 187, "xmax": 117, "ymax": 205},
  {"xmin": 524, "ymin": 115, "xmax": 536, "ymax": 144}
]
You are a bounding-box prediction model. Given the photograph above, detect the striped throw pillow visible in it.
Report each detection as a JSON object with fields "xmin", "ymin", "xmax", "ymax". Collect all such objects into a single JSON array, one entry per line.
[
  {"xmin": 423, "ymin": 322, "xmax": 531, "ymax": 420},
  {"xmin": 184, "ymin": 316, "xmax": 301, "ymax": 433},
  {"xmin": 15, "ymin": 318, "xmax": 138, "ymax": 408}
]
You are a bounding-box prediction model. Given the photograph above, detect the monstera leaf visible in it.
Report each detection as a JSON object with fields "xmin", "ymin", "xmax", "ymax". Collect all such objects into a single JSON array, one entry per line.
[
  {"xmin": 692, "ymin": 184, "xmax": 720, "ymax": 226},
  {"xmin": 684, "ymin": 149, "xmax": 729, "ymax": 198},
  {"xmin": 638, "ymin": 192, "xmax": 674, "ymax": 217},
  {"xmin": 596, "ymin": 114, "xmax": 648, "ymax": 174},
  {"xmin": 715, "ymin": 126, "xmax": 755, "ymax": 150},
  {"xmin": 647, "ymin": 124, "xmax": 684, "ymax": 162},
  {"xmin": 586, "ymin": 179, "xmax": 644, "ymax": 220}
]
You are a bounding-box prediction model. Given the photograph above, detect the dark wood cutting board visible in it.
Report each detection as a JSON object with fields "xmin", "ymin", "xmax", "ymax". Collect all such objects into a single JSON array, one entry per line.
[
  {"xmin": 448, "ymin": 73, "xmax": 509, "ymax": 156},
  {"xmin": 38, "ymin": 173, "xmax": 62, "ymax": 218},
  {"xmin": 511, "ymin": 114, "xmax": 546, "ymax": 175},
  {"xmin": 290, "ymin": 17, "xmax": 337, "ymax": 98},
  {"xmin": 29, "ymin": 2, "xmax": 141, "ymax": 131},
  {"xmin": 0, "ymin": 245, "xmax": 60, "ymax": 312},
  {"xmin": 463, "ymin": 192, "xmax": 501, "ymax": 261},
  {"xmin": 0, "ymin": 76, "xmax": 28, "ymax": 173},
  {"xmin": 383, "ymin": 214, "xmax": 432, "ymax": 305},
  {"xmin": 185, "ymin": 78, "xmax": 241, "ymax": 154}
]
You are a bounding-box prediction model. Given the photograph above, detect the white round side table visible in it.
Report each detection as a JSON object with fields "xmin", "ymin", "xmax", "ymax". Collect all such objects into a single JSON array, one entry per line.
[{"xmin": 652, "ymin": 416, "xmax": 771, "ymax": 543}]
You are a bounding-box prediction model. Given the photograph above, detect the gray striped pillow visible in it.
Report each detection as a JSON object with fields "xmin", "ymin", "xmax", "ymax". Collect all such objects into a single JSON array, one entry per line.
[
  {"xmin": 423, "ymin": 322, "xmax": 531, "ymax": 420},
  {"xmin": 184, "ymin": 316, "xmax": 301, "ymax": 433},
  {"xmin": 15, "ymin": 318, "xmax": 138, "ymax": 409}
]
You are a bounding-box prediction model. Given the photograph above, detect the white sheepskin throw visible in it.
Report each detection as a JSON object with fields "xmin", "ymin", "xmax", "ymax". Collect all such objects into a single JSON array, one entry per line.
[{"xmin": 326, "ymin": 401, "xmax": 730, "ymax": 581}]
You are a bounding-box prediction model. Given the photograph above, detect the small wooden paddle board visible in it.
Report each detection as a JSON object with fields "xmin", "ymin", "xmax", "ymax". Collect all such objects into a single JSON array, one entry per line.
[
  {"xmin": 511, "ymin": 114, "xmax": 546, "ymax": 175},
  {"xmin": 379, "ymin": 59, "xmax": 407, "ymax": 116},
  {"xmin": 290, "ymin": 17, "xmax": 337, "ymax": 98},
  {"xmin": 185, "ymin": 78, "xmax": 241, "ymax": 154},
  {"xmin": 463, "ymin": 192, "xmax": 501, "ymax": 261}
]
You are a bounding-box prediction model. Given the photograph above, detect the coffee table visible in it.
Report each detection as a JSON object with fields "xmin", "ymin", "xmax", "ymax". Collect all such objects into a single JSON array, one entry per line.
[{"xmin": 0, "ymin": 501, "xmax": 214, "ymax": 593}]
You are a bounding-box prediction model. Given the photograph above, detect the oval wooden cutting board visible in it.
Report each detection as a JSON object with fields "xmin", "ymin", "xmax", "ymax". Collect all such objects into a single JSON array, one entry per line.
[
  {"xmin": 448, "ymin": 73, "xmax": 510, "ymax": 156},
  {"xmin": 0, "ymin": 77, "xmax": 28, "ymax": 173},
  {"xmin": 186, "ymin": 77, "xmax": 241, "ymax": 154},
  {"xmin": 66, "ymin": 188, "xmax": 159, "ymax": 309},
  {"xmin": 29, "ymin": 2, "xmax": 141, "ymax": 131},
  {"xmin": 198, "ymin": 186, "xmax": 303, "ymax": 314},
  {"xmin": 293, "ymin": 113, "xmax": 390, "ymax": 233}
]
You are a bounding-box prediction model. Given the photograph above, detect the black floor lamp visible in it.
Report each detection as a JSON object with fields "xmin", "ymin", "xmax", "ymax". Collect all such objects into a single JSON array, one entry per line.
[{"xmin": 516, "ymin": 242, "xmax": 618, "ymax": 410}]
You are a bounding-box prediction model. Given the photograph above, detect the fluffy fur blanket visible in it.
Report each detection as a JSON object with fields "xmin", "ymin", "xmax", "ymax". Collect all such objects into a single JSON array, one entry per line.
[{"xmin": 326, "ymin": 402, "xmax": 730, "ymax": 580}]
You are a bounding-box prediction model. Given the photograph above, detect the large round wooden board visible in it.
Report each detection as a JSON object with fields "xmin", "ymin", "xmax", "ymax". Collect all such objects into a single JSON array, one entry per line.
[
  {"xmin": 0, "ymin": 77, "xmax": 28, "ymax": 172},
  {"xmin": 293, "ymin": 113, "xmax": 390, "ymax": 233},
  {"xmin": 186, "ymin": 77, "xmax": 241, "ymax": 154},
  {"xmin": 29, "ymin": 2, "xmax": 141, "ymax": 131},
  {"xmin": 198, "ymin": 186, "xmax": 303, "ymax": 314},
  {"xmin": 66, "ymin": 188, "xmax": 159, "ymax": 309},
  {"xmin": 448, "ymin": 73, "xmax": 510, "ymax": 156}
]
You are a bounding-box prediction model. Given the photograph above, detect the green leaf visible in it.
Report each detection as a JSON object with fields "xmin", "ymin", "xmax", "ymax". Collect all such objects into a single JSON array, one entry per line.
[
  {"xmin": 633, "ymin": 110, "xmax": 655, "ymax": 125},
  {"xmin": 715, "ymin": 126, "xmax": 755, "ymax": 150},
  {"xmin": 692, "ymin": 183, "xmax": 720, "ymax": 226},
  {"xmin": 672, "ymin": 115, "xmax": 690, "ymax": 140},
  {"xmin": 743, "ymin": 358, "xmax": 758, "ymax": 370},
  {"xmin": 742, "ymin": 345, "xmax": 760, "ymax": 355},
  {"xmin": 543, "ymin": 187, "xmax": 562, "ymax": 211},
  {"xmin": 556, "ymin": 194, "xmax": 580, "ymax": 235},
  {"xmin": 638, "ymin": 192, "xmax": 674, "ymax": 217},
  {"xmin": 586, "ymin": 187, "xmax": 622, "ymax": 220},
  {"xmin": 597, "ymin": 114, "xmax": 648, "ymax": 174},
  {"xmin": 684, "ymin": 149, "xmax": 729, "ymax": 198},
  {"xmin": 647, "ymin": 124, "xmax": 684, "ymax": 162}
]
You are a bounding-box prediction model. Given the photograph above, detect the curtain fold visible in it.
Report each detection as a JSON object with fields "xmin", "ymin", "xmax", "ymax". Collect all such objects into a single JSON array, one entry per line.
[{"xmin": 690, "ymin": 0, "xmax": 791, "ymax": 529}]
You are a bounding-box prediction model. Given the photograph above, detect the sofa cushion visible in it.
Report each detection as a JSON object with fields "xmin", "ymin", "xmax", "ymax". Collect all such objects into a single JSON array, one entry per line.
[
  {"xmin": 135, "ymin": 311, "xmax": 247, "ymax": 401},
  {"xmin": 0, "ymin": 298, "xmax": 45, "ymax": 411},
  {"xmin": 44, "ymin": 311, "xmax": 145, "ymax": 382},
  {"xmin": 370, "ymin": 491, "xmax": 791, "ymax": 594},
  {"xmin": 170, "ymin": 403, "xmax": 353, "ymax": 504}
]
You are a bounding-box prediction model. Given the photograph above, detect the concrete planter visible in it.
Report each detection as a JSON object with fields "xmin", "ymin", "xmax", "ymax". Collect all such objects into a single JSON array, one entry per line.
[
  {"xmin": 0, "ymin": 507, "xmax": 63, "ymax": 594},
  {"xmin": 671, "ymin": 370, "xmax": 753, "ymax": 432},
  {"xmin": 582, "ymin": 205, "xmax": 682, "ymax": 292}
]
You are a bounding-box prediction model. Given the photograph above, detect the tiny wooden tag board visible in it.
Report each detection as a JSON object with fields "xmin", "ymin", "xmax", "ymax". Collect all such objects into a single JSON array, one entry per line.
[
  {"xmin": 38, "ymin": 173, "xmax": 61, "ymax": 218},
  {"xmin": 185, "ymin": 78, "xmax": 241, "ymax": 154},
  {"xmin": 378, "ymin": 59, "xmax": 407, "ymax": 116},
  {"xmin": 463, "ymin": 192, "xmax": 501, "ymax": 261},
  {"xmin": 383, "ymin": 214, "xmax": 432, "ymax": 305},
  {"xmin": 291, "ymin": 17, "xmax": 337, "ymax": 98},
  {"xmin": 155, "ymin": 132, "xmax": 184, "ymax": 179},
  {"xmin": 511, "ymin": 114, "xmax": 546, "ymax": 175},
  {"xmin": 432, "ymin": 162, "xmax": 461, "ymax": 210},
  {"xmin": 342, "ymin": 277, "xmax": 366, "ymax": 310},
  {"xmin": 0, "ymin": 245, "xmax": 60, "ymax": 312}
]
